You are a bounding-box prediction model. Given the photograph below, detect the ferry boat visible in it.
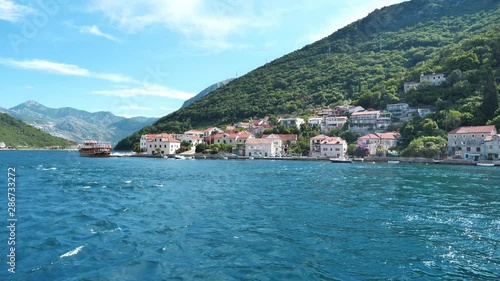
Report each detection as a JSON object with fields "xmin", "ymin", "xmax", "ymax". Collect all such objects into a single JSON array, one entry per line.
[{"xmin": 78, "ymin": 140, "xmax": 111, "ymax": 157}]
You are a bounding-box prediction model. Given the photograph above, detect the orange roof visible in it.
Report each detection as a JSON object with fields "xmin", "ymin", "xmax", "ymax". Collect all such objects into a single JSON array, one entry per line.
[
  {"xmin": 448, "ymin": 125, "xmax": 497, "ymax": 134},
  {"xmin": 359, "ymin": 132, "xmax": 399, "ymax": 140},
  {"xmin": 246, "ymin": 138, "xmax": 274, "ymax": 145}
]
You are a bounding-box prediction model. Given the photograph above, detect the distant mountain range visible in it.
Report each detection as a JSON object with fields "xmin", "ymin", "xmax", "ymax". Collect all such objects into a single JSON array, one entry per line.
[
  {"xmin": 181, "ymin": 78, "xmax": 234, "ymax": 109},
  {"xmin": 1, "ymin": 101, "xmax": 158, "ymax": 146}
]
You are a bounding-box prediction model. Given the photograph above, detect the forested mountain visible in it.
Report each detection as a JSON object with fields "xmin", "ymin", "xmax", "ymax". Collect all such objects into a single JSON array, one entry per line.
[
  {"xmin": 0, "ymin": 113, "xmax": 75, "ymax": 148},
  {"xmin": 116, "ymin": 0, "xmax": 500, "ymax": 150}
]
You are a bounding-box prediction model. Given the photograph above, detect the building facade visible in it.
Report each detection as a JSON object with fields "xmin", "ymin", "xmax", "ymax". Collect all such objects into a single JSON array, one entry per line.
[
  {"xmin": 310, "ymin": 135, "xmax": 348, "ymax": 158},
  {"xmin": 141, "ymin": 133, "xmax": 181, "ymax": 155},
  {"xmin": 447, "ymin": 125, "xmax": 497, "ymax": 160},
  {"xmin": 245, "ymin": 138, "xmax": 275, "ymax": 157}
]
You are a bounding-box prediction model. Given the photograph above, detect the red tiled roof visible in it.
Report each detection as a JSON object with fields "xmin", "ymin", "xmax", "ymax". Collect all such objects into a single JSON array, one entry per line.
[
  {"xmin": 322, "ymin": 137, "xmax": 346, "ymax": 145},
  {"xmin": 310, "ymin": 134, "xmax": 328, "ymax": 140},
  {"xmin": 262, "ymin": 134, "xmax": 298, "ymax": 141},
  {"xmin": 246, "ymin": 138, "xmax": 274, "ymax": 145},
  {"xmin": 448, "ymin": 125, "xmax": 497, "ymax": 134}
]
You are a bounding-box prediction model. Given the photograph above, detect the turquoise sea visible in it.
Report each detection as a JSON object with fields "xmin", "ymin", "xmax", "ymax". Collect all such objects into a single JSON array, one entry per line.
[{"xmin": 0, "ymin": 150, "xmax": 498, "ymax": 280}]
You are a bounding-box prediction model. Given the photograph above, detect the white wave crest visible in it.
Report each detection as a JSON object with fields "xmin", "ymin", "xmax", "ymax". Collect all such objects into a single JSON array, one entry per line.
[{"xmin": 60, "ymin": 245, "xmax": 84, "ymax": 258}]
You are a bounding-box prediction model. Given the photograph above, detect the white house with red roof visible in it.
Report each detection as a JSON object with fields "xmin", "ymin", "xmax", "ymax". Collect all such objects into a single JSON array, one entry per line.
[
  {"xmin": 358, "ymin": 132, "xmax": 400, "ymax": 156},
  {"xmin": 447, "ymin": 125, "xmax": 497, "ymax": 160},
  {"xmin": 141, "ymin": 133, "xmax": 181, "ymax": 155},
  {"xmin": 261, "ymin": 134, "xmax": 298, "ymax": 155},
  {"xmin": 310, "ymin": 135, "xmax": 348, "ymax": 158},
  {"xmin": 204, "ymin": 127, "xmax": 223, "ymax": 138},
  {"xmin": 213, "ymin": 131, "xmax": 254, "ymax": 147}
]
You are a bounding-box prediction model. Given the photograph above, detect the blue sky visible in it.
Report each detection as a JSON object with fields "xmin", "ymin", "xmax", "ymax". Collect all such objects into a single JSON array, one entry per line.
[{"xmin": 0, "ymin": 0, "xmax": 405, "ymax": 118}]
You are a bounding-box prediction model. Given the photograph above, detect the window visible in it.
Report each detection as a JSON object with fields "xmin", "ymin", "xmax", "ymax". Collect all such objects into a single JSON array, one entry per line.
[
  {"xmin": 454, "ymin": 135, "xmax": 457, "ymax": 138},
  {"xmin": 476, "ymin": 147, "xmax": 481, "ymax": 152},
  {"xmin": 481, "ymin": 134, "xmax": 485, "ymax": 138},
  {"xmin": 463, "ymin": 135, "xmax": 466, "ymax": 138},
  {"xmin": 472, "ymin": 135, "xmax": 475, "ymax": 138},
  {"xmin": 467, "ymin": 147, "xmax": 471, "ymax": 152}
]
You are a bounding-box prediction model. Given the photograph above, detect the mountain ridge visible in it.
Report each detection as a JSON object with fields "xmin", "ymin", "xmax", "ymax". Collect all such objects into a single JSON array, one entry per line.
[{"xmin": 4, "ymin": 101, "xmax": 158, "ymax": 146}]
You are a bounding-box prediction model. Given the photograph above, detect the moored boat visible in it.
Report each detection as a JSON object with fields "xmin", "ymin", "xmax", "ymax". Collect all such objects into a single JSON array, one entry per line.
[
  {"xmin": 330, "ymin": 157, "xmax": 353, "ymax": 163},
  {"xmin": 476, "ymin": 162, "xmax": 494, "ymax": 167},
  {"xmin": 78, "ymin": 140, "xmax": 111, "ymax": 157},
  {"xmin": 388, "ymin": 160, "xmax": 400, "ymax": 164}
]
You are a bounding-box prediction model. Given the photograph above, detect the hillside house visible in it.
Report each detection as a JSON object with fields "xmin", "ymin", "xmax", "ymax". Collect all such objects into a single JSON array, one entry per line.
[
  {"xmin": 308, "ymin": 117, "xmax": 323, "ymax": 128},
  {"xmin": 213, "ymin": 131, "xmax": 254, "ymax": 147},
  {"xmin": 323, "ymin": 116, "xmax": 348, "ymax": 133},
  {"xmin": 279, "ymin": 117, "xmax": 304, "ymax": 129},
  {"xmin": 447, "ymin": 125, "xmax": 497, "ymax": 160},
  {"xmin": 350, "ymin": 110, "xmax": 391, "ymax": 133}
]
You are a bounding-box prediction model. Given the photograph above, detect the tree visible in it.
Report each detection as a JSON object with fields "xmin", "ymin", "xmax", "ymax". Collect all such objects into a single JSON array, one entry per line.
[
  {"xmin": 481, "ymin": 69, "xmax": 499, "ymax": 119},
  {"xmin": 195, "ymin": 143, "xmax": 207, "ymax": 153},
  {"xmin": 401, "ymin": 136, "xmax": 447, "ymax": 158}
]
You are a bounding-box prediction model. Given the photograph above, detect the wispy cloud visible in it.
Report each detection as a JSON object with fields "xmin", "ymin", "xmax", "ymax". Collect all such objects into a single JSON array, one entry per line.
[
  {"xmin": 119, "ymin": 105, "xmax": 153, "ymax": 111},
  {"xmin": 89, "ymin": 0, "xmax": 267, "ymax": 50},
  {"xmin": 80, "ymin": 25, "xmax": 121, "ymax": 42},
  {"xmin": 0, "ymin": 58, "xmax": 136, "ymax": 83},
  {"xmin": 0, "ymin": 0, "xmax": 33, "ymax": 22},
  {"xmin": 92, "ymin": 84, "xmax": 195, "ymax": 100}
]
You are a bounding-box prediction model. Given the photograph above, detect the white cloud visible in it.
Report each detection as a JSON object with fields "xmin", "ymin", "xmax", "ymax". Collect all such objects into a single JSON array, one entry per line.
[
  {"xmin": 0, "ymin": 58, "xmax": 136, "ymax": 84},
  {"xmin": 0, "ymin": 0, "xmax": 33, "ymax": 22},
  {"xmin": 119, "ymin": 105, "xmax": 153, "ymax": 111},
  {"xmin": 92, "ymin": 84, "xmax": 195, "ymax": 100},
  {"xmin": 80, "ymin": 25, "xmax": 121, "ymax": 42},
  {"xmin": 89, "ymin": 0, "xmax": 266, "ymax": 50}
]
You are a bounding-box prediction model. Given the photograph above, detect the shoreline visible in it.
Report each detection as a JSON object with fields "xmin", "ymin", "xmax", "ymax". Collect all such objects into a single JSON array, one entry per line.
[{"xmin": 127, "ymin": 153, "xmax": 498, "ymax": 166}]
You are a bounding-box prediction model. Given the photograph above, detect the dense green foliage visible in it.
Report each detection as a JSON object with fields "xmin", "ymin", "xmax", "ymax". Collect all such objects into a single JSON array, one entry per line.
[
  {"xmin": 0, "ymin": 113, "xmax": 75, "ymax": 148},
  {"xmin": 401, "ymin": 136, "xmax": 448, "ymax": 157},
  {"xmin": 116, "ymin": 0, "xmax": 500, "ymax": 150}
]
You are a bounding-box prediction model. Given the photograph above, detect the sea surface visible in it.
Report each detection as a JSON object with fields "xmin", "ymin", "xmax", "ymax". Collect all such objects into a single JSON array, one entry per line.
[{"xmin": 0, "ymin": 150, "xmax": 498, "ymax": 280}]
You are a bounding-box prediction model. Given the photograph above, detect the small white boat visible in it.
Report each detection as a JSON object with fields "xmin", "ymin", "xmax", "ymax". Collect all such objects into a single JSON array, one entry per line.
[
  {"xmin": 476, "ymin": 162, "xmax": 494, "ymax": 167},
  {"xmin": 388, "ymin": 160, "xmax": 400, "ymax": 164},
  {"xmin": 174, "ymin": 155, "xmax": 186, "ymax": 159},
  {"xmin": 330, "ymin": 158, "xmax": 353, "ymax": 163}
]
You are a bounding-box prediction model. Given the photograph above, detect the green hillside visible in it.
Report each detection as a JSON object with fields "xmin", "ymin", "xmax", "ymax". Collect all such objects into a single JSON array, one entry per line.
[
  {"xmin": 0, "ymin": 113, "xmax": 75, "ymax": 149},
  {"xmin": 116, "ymin": 0, "xmax": 500, "ymax": 150}
]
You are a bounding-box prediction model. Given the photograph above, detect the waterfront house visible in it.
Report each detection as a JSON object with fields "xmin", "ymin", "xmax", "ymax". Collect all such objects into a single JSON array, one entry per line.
[
  {"xmin": 262, "ymin": 134, "xmax": 298, "ymax": 155},
  {"xmin": 358, "ymin": 132, "xmax": 400, "ymax": 156},
  {"xmin": 142, "ymin": 133, "xmax": 180, "ymax": 155},
  {"xmin": 447, "ymin": 125, "xmax": 498, "ymax": 160},
  {"xmin": 245, "ymin": 138, "xmax": 275, "ymax": 157},
  {"xmin": 484, "ymin": 134, "xmax": 500, "ymax": 160},
  {"xmin": 310, "ymin": 135, "xmax": 348, "ymax": 158}
]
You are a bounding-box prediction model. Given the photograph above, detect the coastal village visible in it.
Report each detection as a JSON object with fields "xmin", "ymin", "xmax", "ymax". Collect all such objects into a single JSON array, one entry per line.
[{"xmin": 138, "ymin": 73, "xmax": 500, "ymax": 163}]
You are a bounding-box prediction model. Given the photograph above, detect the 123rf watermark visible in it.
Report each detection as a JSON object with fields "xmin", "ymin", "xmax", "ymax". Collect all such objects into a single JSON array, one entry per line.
[{"xmin": 6, "ymin": 167, "xmax": 17, "ymax": 274}]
